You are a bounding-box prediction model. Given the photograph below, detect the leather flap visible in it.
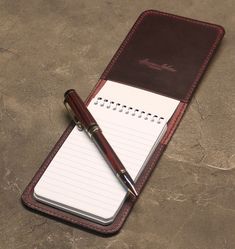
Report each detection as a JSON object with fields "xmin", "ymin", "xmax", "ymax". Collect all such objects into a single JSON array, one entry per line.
[{"xmin": 102, "ymin": 10, "xmax": 224, "ymax": 102}]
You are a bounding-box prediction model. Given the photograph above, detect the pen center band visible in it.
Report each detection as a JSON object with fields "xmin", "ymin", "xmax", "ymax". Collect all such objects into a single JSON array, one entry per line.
[
  {"xmin": 87, "ymin": 124, "xmax": 101, "ymax": 137},
  {"xmin": 94, "ymin": 97, "xmax": 164, "ymax": 124}
]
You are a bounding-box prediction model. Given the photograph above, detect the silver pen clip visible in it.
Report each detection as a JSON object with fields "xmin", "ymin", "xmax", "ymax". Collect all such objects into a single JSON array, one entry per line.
[{"xmin": 64, "ymin": 100, "xmax": 83, "ymax": 131}]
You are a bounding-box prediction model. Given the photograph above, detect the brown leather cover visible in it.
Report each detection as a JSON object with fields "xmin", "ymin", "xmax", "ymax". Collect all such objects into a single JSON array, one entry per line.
[{"xmin": 21, "ymin": 10, "xmax": 225, "ymax": 235}]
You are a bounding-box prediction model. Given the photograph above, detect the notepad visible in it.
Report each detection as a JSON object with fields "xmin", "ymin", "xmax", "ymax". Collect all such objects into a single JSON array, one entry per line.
[{"xmin": 34, "ymin": 80, "xmax": 179, "ymax": 224}]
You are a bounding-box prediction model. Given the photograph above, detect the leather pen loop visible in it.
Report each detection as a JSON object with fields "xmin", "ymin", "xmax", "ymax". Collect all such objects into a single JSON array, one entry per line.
[{"xmin": 64, "ymin": 100, "xmax": 83, "ymax": 131}]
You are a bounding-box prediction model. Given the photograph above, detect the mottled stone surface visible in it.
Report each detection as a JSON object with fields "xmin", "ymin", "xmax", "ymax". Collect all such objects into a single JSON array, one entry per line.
[{"xmin": 0, "ymin": 1, "xmax": 235, "ymax": 248}]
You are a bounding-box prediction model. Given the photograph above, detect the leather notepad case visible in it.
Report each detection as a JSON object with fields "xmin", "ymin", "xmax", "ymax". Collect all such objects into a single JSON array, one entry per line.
[{"xmin": 22, "ymin": 10, "xmax": 225, "ymax": 235}]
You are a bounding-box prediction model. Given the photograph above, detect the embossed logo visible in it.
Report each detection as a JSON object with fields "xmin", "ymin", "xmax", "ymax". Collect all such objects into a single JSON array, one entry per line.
[{"xmin": 139, "ymin": 58, "xmax": 177, "ymax": 73}]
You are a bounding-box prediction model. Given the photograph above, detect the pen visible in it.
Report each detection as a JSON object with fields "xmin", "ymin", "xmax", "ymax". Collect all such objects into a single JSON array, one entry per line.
[{"xmin": 64, "ymin": 89, "xmax": 138, "ymax": 197}]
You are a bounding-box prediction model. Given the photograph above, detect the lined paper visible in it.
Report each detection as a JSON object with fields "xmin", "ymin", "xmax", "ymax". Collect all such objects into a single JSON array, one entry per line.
[{"xmin": 34, "ymin": 81, "xmax": 178, "ymax": 224}]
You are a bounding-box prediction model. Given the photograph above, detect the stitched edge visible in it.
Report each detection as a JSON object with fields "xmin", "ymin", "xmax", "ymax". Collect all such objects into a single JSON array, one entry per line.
[
  {"xmin": 22, "ymin": 137, "xmax": 165, "ymax": 234},
  {"xmin": 161, "ymin": 102, "xmax": 187, "ymax": 145},
  {"xmin": 183, "ymin": 29, "xmax": 224, "ymax": 101},
  {"xmin": 22, "ymin": 143, "xmax": 165, "ymax": 231},
  {"xmin": 21, "ymin": 9, "xmax": 224, "ymax": 235}
]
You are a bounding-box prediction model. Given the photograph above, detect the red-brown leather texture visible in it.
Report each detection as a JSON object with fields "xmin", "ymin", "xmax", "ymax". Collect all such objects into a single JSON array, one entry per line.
[
  {"xmin": 21, "ymin": 10, "xmax": 225, "ymax": 235},
  {"xmin": 102, "ymin": 10, "xmax": 224, "ymax": 102}
]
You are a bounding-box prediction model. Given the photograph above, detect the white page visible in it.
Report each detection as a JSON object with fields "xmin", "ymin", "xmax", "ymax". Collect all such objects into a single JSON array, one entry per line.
[
  {"xmin": 98, "ymin": 80, "xmax": 179, "ymax": 122},
  {"xmin": 34, "ymin": 81, "xmax": 179, "ymax": 224}
]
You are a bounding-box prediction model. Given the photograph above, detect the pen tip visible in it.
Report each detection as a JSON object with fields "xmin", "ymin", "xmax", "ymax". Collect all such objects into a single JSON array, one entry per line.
[
  {"xmin": 133, "ymin": 187, "xmax": 139, "ymax": 197},
  {"xmin": 120, "ymin": 171, "xmax": 138, "ymax": 197},
  {"xmin": 129, "ymin": 187, "xmax": 138, "ymax": 197}
]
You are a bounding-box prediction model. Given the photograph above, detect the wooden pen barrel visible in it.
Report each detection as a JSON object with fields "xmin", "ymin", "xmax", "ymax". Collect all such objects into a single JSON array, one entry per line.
[{"xmin": 91, "ymin": 130, "xmax": 125, "ymax": 174}]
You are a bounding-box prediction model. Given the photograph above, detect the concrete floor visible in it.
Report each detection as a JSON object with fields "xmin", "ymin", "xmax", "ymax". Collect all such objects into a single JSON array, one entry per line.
[{"xmin": 1, "ymin": 1, "xmax": 235, "ymax": 248}]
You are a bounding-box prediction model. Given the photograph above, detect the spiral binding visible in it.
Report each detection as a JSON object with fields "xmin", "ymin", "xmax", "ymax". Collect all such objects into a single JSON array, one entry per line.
[{"xmin": 94, "ymin": 97, "xmax": 164, "ymax": 124}]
